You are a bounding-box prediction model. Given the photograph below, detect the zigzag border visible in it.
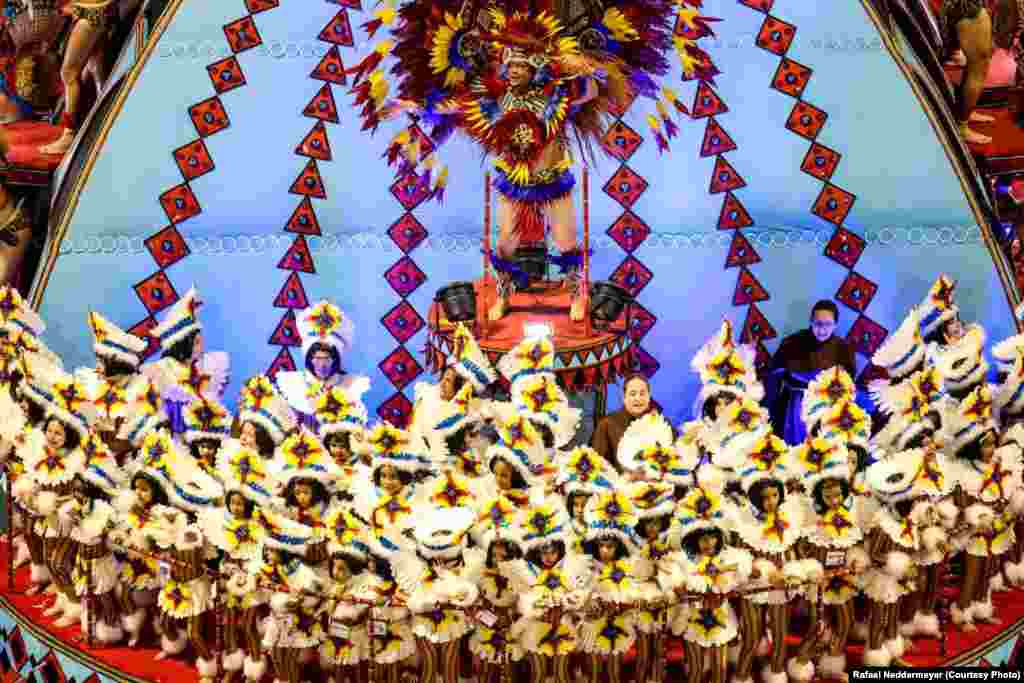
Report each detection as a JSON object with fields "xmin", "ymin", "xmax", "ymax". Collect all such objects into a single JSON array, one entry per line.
[
  {"xmin": 130, "ymin": 1, "xmax": 282, "ymax": 355},
  {"xmin": 740, "ymin": 0, "xmax": 889, "ymax": 381},
  {"xmin": 264, "ymin": 1, "xmax": 359, "ymax": 379}
]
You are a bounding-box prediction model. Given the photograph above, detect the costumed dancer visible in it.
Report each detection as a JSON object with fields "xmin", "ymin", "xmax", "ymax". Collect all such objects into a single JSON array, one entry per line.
[
  {"xmin": 504, "ymin": 497, "xmax": 589, "ymax": 683},
  {"xmin": 792, "ymin": 434, "xmax": 870, "ymax": 683},
  {"xmin": 860, "ymin": 453, "xmax": 929, "ymax": 666},
  {"xmin": 505, "ymin": 347, "xmax": 581, "ymax": 459},
  {"xmin": 944, "ymin": 385, "xmax": 1020, "ymax": 631},
  {"xmin": 690, "ymin": 319, "xmax": 764, "ymax": 424},
  {"xmin": 394, "ymin": 506, "xmax": 483, "ymax": 683},
  {"xmin": 108, "ymin": 380, "xmax": 170, "ymax": 648},
  {"xmin": 668, "ymin": 483, "xmax": 751, "ymax": 683},
  {"xmin": 468, "ymin": 499, "xmax": 526, "ymax": 683},
  {"xmin": 867, "ymin": 305, "xmax": 930, "ymax": 444},
  {"xmin": 315, "ymin": 382, "xmax": 370, "ymax": 472},
  {"xmin": 276, "ymin": 300, "xmax": 369, "ymax": 431},
  {"xmin": 20, "ymin": 352, "xmax": 93, "ymax": 628},
  {"xmin": 60, "ymin": 437, "xmax": 124, "ymax": 644},
  {"xmin": 77, "ymin": 310, "xmax": 146, "ymax": 465},
  {"xmin": 556, "ymin": 445, "xmax": 618, "ymax": 562},
  {"xmin": 183, "ymin": 398, "xmax": 231, "ymax": 479},
  {"xmin": 320, "ymin": 507, "xmax": 374, "ymax": 683},
  {"xmin": 936, "ymin": 322, "xmax": 988, "ymax": 403},
  {"xmin": 273, "ymin": 425, "xmax": 345, "ymax": 577},
  {"xmin": 256, "ymin": 519, "xmax": 326, "ymax": 683},
  {"xmin": 143, "ymin": 287, "xmax": 229, "ymax": 437},
  {"xmin": 477, "ymin": 403, "xmax": 551, "ymax": 530},
  {"xmin": 0, "ymin": 337, "xmax": 30, "ymax": 571},
  {"xmin": 579, "ymin": 491, "xmax": 640, "ymax": 683},
  {"xmin": 131, "ymin": 430, "xmax": 223, "ymax": 680},
  {"xmin": 729, "ymin": 429, "xmax": 810, "ymax": 683},
  {"xmin": 994, "ymin": 342, "xmax": 1024, "ymax": 586},
  {"xmin": 198, "ymin": 436, "xmax": 277, "ymax": 683},
  {"xmin": 919, "ymin": 274, "xmax": 975, "ymax": 364}
]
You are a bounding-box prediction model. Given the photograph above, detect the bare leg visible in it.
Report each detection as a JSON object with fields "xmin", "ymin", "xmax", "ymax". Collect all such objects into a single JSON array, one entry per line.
[
  {"xmin": 768, "ymin": 604, "xmax": 789, "ymax": 673},
  {"xmin": 41, "ymin": 18, "xmax": 106, "ymax": 156},
  {"xmin": 489, "ymin": 194, "xmax": 520, "ymax": 321},
  {"xmin": 545, "ymin": 194, "xmax": 583, "ymax": 322},
  {"xmin": 735, "ymin": 600, "xmax": 762, "ymax": 681},
  {"xmin": 956, "ymin": 9, "xmax": 995, "ymax": 145}
]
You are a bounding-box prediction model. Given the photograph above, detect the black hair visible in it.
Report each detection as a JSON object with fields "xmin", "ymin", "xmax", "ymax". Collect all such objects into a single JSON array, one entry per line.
[
  {"xmin": 811, "ymin": 477, "xmax": 851, "ymax": 513},
  {"xmin": 673, "ymin": 484, "xmax": 690, "ymax": 501},
  {"xmin": 73, "ymin": 475, "xmax": 110, "ymax": 503},
  {"xmin": 225, "ymin": 490, "xmax": 256, "ymax": 519},
  {"xmin": 372, "ymin": 555, "xmax": 395, "ymax": 581},
  {"xmin": 162, "ymin": 330, "xmax": 199, "ymax": 364},
  {"xmin": 444, "ymin": 427, "xmax": 469, "ymax": 461},
  {"xmin": 810, "ymin": 300, "xmax": 839, "ymax": 322},
  {"xmin": 531, "ymin": 420, "xmax": 555, "ymax": 450},
  {"xmin": 441, "ymin": 366, "xmax": 466, "ymax": 395},
  {"xmin": 485, "ymin": 538, "xmax": 523, "ymax": 569},
  {"xmin": 682, "ymin": 527, "xmax": 724, "ymax": 559},
  {"xmin": 893, "ymin": 498, "xmax": 915, "ymax": 519},
  {"xmin": 748, "ymin": 478, "xmax": 786, "ymax": 515},
  {"xmin": 702, "ymin": 391, "xmax": 735, "ymax": 422},
  {"xmin": 130, "ymin": 471, "xmax": 170, "ymax": 507},
  {"xmin": 583, "ymin": 535, "xmax": 628, "ymax": 561},
  {"xmin": 723, "ymin": 479, "xmax": 745, "ymax": 502},
  {"xmin": 43, "ymin": 415, "xmax": 81, "ymax": 451},
  {"xmin": 372, "ymin": 464, "xmax": 414, "ymax": 489},
  {"xmin": 956, "ymin": 430, "xmax": 996, "ymax": 462},
  {"xmin": 98, "ymin": 354, "xmax": 137, "ymax": 379},
  {"xmin": 847, "ymin": 443, "xmax": 872, "ymax": 473},
  {"xmin": 331, "ymin": 552, "xmax": 368, "ymax": 577},
  {"xmin": 19, "ymin": 392, "xmax": 45, "ymax": 426},
  {"xmin": 635, "ymin": 515, "xmax": 671, "ymax": 539},
  {"xmin": 189, "ymin": 438, "xmax": 221, "ymax": 462},
  {"xmin": 284, "ymin": 477, "xmax": 329, "ymax": 508},
  {"xmin": 525, "ymin": 539, "xmax": 566, "ymax": 569},
  {"xmin": 264, "ymin": 546, "xmax": 299, "ymax": 565},
  {"xmin": 305, "ymin": 342, "xmax": 342, "ymax": 378},
  {"xmin": 235, "ymin": 419, "xmax": 276, "ymax": 457},
  {"xmin": 489, "ymin": 455, "xmax": 529, "ymax": 490},
  {"xmin": 902, "ymin": 428, "xmax": 935, "ymax": 451},
  {"xmin": 324, "ymin": 431, "xmax": 352, "ymax": 457},
  {"xmin": 922, "ymin": 317, "xmax": 962, "ymax": 348}
]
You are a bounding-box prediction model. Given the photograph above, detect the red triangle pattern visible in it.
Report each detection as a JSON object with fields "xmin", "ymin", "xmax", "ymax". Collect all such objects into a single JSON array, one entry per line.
[
  {"xmin": 319, "ymin": 9, "xmax": 355, "ymax": 47},
  {"xmin": 717, "ymin": 192, "xmax": 754, "ymax": 230},
  {"xmin": 303, "ymin": 83, "xmax": 340, "ymax": 124},
  {"xmin": 310, "ymin": 45, "xmax": 347, "ymax": 85},
  {"xmin": 277, "ymin": 236, "xmax": 316, "ymax": 274},
  {"xmin": 741, "ymin": 303, "xmax": 777, "ymax": 343},
  {"xmin": 273, "ymin": 272, "xmax": 310, "ymax": 309},
  {"xmin": 268, "ymin": 310, "xmax": 301, "ymax": 347},
  {"xmin": 289, "ymin": 160, "xmax": 327, "ymax": 198},
  {"xmin": 709, "ymin": 156, "xmax": 747, "ymax": 194},
  {"xmin": 268, "ymin": 347, "xmax": 297, "ymax": 379},
  {"xmin": 700, "ymin": 118, "xmax": 737, "ymax": 158},
  {"xmin": 691, "ymin": 82, "xmax": 729, "ymax": 118},
  {"xmin": 295, "ymin": 121, "xmax": 333, "ymax": 161},
  {"xmin": 733, "ymin": 268, "xmax": 770, "ymax": 306},
  {"xmin": 285, "ymin": 197, "xmax": 322, "ymax": 236},
  {"xmin": 725, "ymin": 231, "xmax": 761, "ymax": 269}
]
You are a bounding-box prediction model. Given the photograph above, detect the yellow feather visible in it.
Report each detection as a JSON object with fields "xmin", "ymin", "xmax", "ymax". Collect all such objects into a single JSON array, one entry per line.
[
  {"xmin": 656, "ymin": 100, "xmax": 669, "ymax": 119},
  {"xmin": 435, "ymin": 166, "xmax": 449, "ymax": 187},
  {"xmin": 488, "ymin": 8, "xmax": 506, "ymax": 29},
  {"xmin": 443, "ymin": 69, "xmax": 466, "ymax": 87},
  {"xmin": 392, "ymin": 130, "xmax": 411, "ymax": 146},
  {"xmin": 646, "ymin": 114, "xmax": 661, "ymax": 131},
  {"xmin": 376, "ymin": 1, "xmax": 396, "ymax": 24},
  {"xmin": 370, "ymin": 75, "xmax": 389, "ymax": 104},
  {"xmin": 404, "ymin": 140, "xmax": 421, "ymax": 163},
  {"xmin": 375, "ymin": 40, "xmax": 394, "ymax": 56},
  {"xmin": 445, "ymin": 12, "xmax": 463, "ymax": 30},
  {"xmin": 662, "ymin": 86, "xmax": 680, "ymax": 104},
  {"xmin": 422, "ymin": 155, "xmax": 437, "ymax": 170},
  {"xmin": 677, "ymin": 6, "xmax": 699, "ymax": 31},
  {"xmin": 673, "ymin": 36, "xmax": 699, "ymax": 77},
  {"xmin": 602, "ymin": 8, "xmax": 639, "ymax": 42}
]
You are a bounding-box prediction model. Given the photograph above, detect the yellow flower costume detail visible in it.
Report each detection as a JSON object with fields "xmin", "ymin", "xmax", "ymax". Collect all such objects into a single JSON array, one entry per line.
[
  {"xmin": 430, "ymin": 469, "xmax": 474, "ymax": 508},
  {"xmin": 159, "ymin": 580, "xmax": 195, "ymax": 618},
  {"xmin": 280, "ymin": 431, "xmax": 326, "ymax": 470}
]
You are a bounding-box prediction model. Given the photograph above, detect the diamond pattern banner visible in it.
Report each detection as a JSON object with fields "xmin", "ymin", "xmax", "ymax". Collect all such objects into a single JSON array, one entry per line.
[
  {"xmin": 134, "ymin": 1, "xmax": 282, "ymax": 361},
  {"xmin": 743, "ymin": 0, "xmax": 886, "ymax": 383},
  {"xmin": 267, "ymin": 0, "xmax": 354, "ymax": 379}
]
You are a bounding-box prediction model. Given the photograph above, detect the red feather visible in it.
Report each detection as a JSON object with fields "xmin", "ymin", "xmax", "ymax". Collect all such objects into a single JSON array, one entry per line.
[
  {"xmin": 347, "ymin": 52, "xmax": 383, "ymax": 86},
  {"xmin": 361, "ymin": 18, "xmax": 383, "ymax": 39},
  {"xmin": 351, "ymin": 81, "xmax": 371, "ymax": 107}
]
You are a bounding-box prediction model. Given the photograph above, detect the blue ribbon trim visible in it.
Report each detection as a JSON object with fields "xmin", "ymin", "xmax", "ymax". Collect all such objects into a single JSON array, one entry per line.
[
  {"xmin": 158, "ymin": 316, "xmax": 197, "ymax": 344},
  {"xmin": 493, "ymin": 169, "xmax": 575, "ymax": 203},
  {"xmin": 919, "ymin": 307, "xmax": 942, "ymax": 332}
]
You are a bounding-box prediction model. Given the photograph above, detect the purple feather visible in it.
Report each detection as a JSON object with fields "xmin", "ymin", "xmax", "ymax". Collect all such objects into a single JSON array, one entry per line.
[{"xmin": 629, "ymin": 71, "xmax": 658, "ymax": 99}]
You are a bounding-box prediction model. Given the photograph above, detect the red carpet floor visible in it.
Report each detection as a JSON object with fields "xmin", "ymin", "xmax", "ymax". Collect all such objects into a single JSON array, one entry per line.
[
  {"xmin": 1, "ymin": 536, "xmax": 1023, "ymax": 680},
  {"xmin": 0, "ymin": 121, "xmax": 64, "ymax": 171}
]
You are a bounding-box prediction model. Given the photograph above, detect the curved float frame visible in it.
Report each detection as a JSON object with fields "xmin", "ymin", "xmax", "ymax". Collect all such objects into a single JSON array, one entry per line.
[
  {"xmin": 859, "ymin": 0, "xmax": 1023, "ymax": 330},
  {"xmin": 27, "ymin": 0, "xmax": 189, "ymax": 310}
]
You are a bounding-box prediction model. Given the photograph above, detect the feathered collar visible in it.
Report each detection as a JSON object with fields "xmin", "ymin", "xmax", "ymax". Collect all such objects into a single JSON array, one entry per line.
[
  {"xmin": 736, "ymin": 499, "xmax": 801, "ymax": 553},
  {"xmin": 372, "ymin": 493, "xmax": 413, "ymax": 531},
  {"xmin": 876, "ymin": 505, "xmax": 919, "ymax": 550},
  {"xmin": 961, "ymin": 458, "xmax": 1017, "ymax": 503},
  {"xmin": 594, "ymin": 559, "xmax": 634, "ymax": 592},
  {"xmin": 480, "ymin": 567, "xmax": 515, "ymax": 604},
  {"xmin": 805, "ymin": 500, "xmax": 862, "ymax": 548}
]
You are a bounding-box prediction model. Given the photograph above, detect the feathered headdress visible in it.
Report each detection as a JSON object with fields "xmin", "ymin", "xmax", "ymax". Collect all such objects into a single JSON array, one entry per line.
[
  {"xmin": 414, "ymin": 506, "xmax": 475, "ymax": 560},
  {"xmin": 498, "ymin": 334, "xmax": 554, "ymax": 385},
  {"xmin": 325, "ymin": 506, "xmax": 373, "ymax": 563},
  {"xmin": 367, "ymin": 421, "xmax": 431, "ymax": 474},
  {"xmin": 801, "ymin": 367, "xmax": 855, "ymax": 430},
  {"xmin": 583, "ymin": 491, "xmax": 638, "ymax": 547},
  {"xmin": 22, "ymin": 351, "xmax": 95, "ymax": 438},
  {"xmin": 183, "ymin": 398, "xmax": 231, "ymax": 444},
  {"xmin": 691, "ymin": 319, "xmax": 763, "ymax": 410},
  {"xmin": 674, "ymin": 486, "xmax": 728, "ymax": 544},
  {"xmin": 487, "ymin": 403, "xmax": 548, "ymax": 483},
  {"xmin": 627, "ymin": 480, "xmax": 675, "ymax": 520},
  {"xmin": 942, "ymin": 384, "xmax": 996, "ymax": 457},
  {"xmin": 871, "ymin": 307, "xmax": 926, "ymax": 380},
  {"xmin": 151, "ymin": 287, "xmax": 202, "ymax": 352},
  {"xmin": 936, "ymin": 325, "xmax": 988, "ymax": 394},
  {"xmin": 273, "ymin": 428, "xmax": 344, "ymax": 488},
  {"xmin": 447, "ymin": 322, "xmax": 496, "ymax": 392},
  {"xmin": 116, "ymin": 376, "xmax": 167, "ymax": 446},
  {"xmin": 298, "ymin": 300, "xmax": 355, "ymax": 359},
  {"xmin": 865, "ymin": 450, "xmax": 926, "ymax": 503},
  {"xmin": 706, "ymin": 397, "xmax": 769, "ymax": 469},
  {"xmin": 0, "ymin": 286, "xmax": 44, "ymax": 339},
  {"xmin": 559, "ymin": 445, "xmax": 618, "ymax": 497},
  {"xmin": 238, "ymin": 375, "xmax": 296, "ymax": 445},
  {"xmin": 217, "ymin": 439, "xmax": 276, "ymax": 505},
  {"xmin": 918, "ymin": 274, "xmax": 958, "ymax": 338},
  {"xmin": 738, "ymin": 431, "xmax": 793, "ymax": 492},
  {"xmin": 616, "ymin": 412, "xmax": 677, "ymax": 476},
  {"xmin": 517, "ymin": 497, "xmax": 569, "ymax": 552},
  {"xmin": 793, "ymin": 437, "xmax": 850, "ymax": 497},
  {"xmin": 818, "ymin": 399, "xmax": 871, "ymax": 451},
  {"xmin": 88, "ymin": 310, "xmax": 147, "ymax": 368},
  {"xmin": 511, "ymin": 371, "xmax": 580, "ymax": 449},
  {"xmin": 130, "ymin": 430, "xmax": 222, "ymax": 513},
  {"xmin": 314, "ymin": 383, "xmax": 369, "ymax": 437}
]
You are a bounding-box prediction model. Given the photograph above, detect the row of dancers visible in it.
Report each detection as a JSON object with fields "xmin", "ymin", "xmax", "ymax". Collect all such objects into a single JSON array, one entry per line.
[{"xmin": 0, "ymin": 276, "xmax": 1021, "ymax": 683}]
